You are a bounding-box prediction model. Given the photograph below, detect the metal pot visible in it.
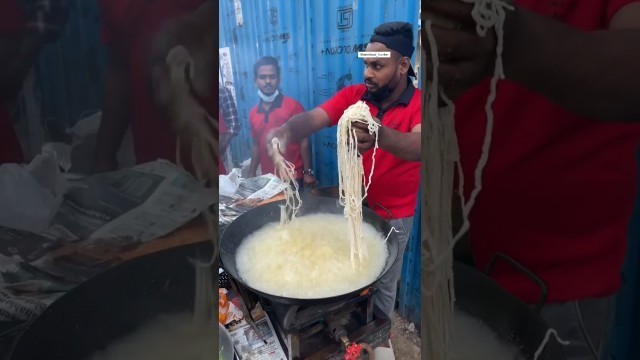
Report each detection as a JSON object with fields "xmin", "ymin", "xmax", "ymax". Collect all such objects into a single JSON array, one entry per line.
[
  {"xmin": 454, "ymin": 255, "xmax": 566, "ymax": 359},
  {"xmin": 218, "ymin": 323, "xmax": 234, "ymax": 360},
  {"xmin": 219, "ymin": 195, "xmax": 400, "ymax": 306},
  {"xmin": 9, "ymin": 242, "xmax": 214, "ymax": 360}
]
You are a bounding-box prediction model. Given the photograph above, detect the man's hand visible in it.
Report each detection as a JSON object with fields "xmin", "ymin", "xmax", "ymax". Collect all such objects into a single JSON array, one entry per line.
[
  {"xmin": 266, "ymin": 126, "xmax": 291, "ymax": 158},
  {"xmin": 303, "ymin": 174, "xmax": 318, "ymax": 188},
  {"xmin": 424, "ymin": 0, "xmax": 499, "ymax": 99},
  {"xmin": 351, "ymin": 118, "xmax": 381, "ymax": 155},
  {"xmin": 148, "ymin": 4, "xmax": 214, "ymax": 111}
]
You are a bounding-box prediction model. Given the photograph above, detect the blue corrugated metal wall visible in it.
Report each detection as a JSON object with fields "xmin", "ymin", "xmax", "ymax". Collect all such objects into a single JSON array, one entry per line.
[
  {"xmin": 218, "ymin": 0, "xmax": 420, "ymax": 186},
  {"xmin": 36, "ymin": 0, "xmax": 106, "ymax": 131},
  {"xmin": 398, "ymin": 190, "xmax": 421, "ymax": 326},
  {"xmin": 608, "ymin": 151, "xmax": 640, "ymax": 360}
]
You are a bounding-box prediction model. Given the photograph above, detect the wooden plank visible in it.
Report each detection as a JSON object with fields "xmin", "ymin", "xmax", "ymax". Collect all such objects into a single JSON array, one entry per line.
[{"xmin": 118, "ymin": 193, "xmax": 285, "ymax": 261}]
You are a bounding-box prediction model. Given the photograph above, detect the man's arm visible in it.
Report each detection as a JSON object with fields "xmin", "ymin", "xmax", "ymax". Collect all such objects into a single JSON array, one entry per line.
[
  {"xmin": 378, "ymin": 125, "xmax": 421, "ymax": 162},
  {"xmin": 299, "ymin": 137, "xmax": 318, "ymax": 186},
  {"xmin": 248, "ymin": 140, "xmax": 260, "ymax": 177},
  {"xmin": 300, "ymin": 138, "xmax": 313, "ymax": 172},
  {"xmin": 94, "ymin": 49, "xmax": 131, "ymax": 173},
  {"xmin": 502, "ymin": 4, "xmax": 640, "ymax": 121},
  {"xmin": 272, "ymin": 108, "xmax": 332, "ymax": 146},
  {"xmin": 355, "ymin": 122, "xmax": 422, "ymax": 162}
]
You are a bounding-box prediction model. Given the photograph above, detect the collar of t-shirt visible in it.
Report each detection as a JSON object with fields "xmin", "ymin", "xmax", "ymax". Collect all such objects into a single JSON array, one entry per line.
[
  {"xmin": 361, "ymin": 82, "xmax": 415, "ymax": 120},
  {"xmin": 257, "ymin": 92, "xmax": 285, "ymax": 123}
]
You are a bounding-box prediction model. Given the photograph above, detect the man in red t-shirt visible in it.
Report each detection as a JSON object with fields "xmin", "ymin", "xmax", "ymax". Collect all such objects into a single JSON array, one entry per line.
[
  {"xmin": 268, "ymin": 23, "xmax": 421, "ymax": 346},
  {"xmin": 427, "ymin": 1, "xmax": 640, "ymax": 358},
  {"xmin": 94, "ymin": 0, "xmax": 212, "ymax": 173},
  {"xmin": 0, "ymin": 0, "xmax": 68, "ymax": 165},
  {"xmin": 248, "ymin": 56, "xmax": 317, "ymax": 189}
]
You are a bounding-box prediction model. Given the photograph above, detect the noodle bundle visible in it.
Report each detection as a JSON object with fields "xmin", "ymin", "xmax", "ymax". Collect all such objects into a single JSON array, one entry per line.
[
  {"xmin": 270, "ymin": 138, "xmax": 302, "ymax": 225},
  {"xmin": 164, "ymin": 45, "xmax": 218, "ymax": 325},
  {"xmin": 336, "ymin": 101, "xmax": 380, "ymax": 264}
]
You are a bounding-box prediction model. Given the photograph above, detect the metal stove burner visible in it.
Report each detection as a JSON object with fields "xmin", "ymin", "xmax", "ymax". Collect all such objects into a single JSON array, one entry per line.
[{"xmin": 261, "ymin": 292, "xmax": 391, "ymax": 360}]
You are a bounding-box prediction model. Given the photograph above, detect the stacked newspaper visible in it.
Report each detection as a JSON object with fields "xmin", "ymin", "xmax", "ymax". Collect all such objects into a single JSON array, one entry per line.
[
  {"xmin": 219, "ymin": 170, "xmax": 288, "ymax": 229},
  {"xmin": 225, "ymin": 303, "xmax": 286, "ymax": 360},
  {"xmin": 0, "ymin": 160, "xmax": 214, "ymax": 321}
]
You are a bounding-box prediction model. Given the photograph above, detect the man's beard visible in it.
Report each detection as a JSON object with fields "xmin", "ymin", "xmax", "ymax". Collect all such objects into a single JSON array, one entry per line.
[
  {"xmin": 366, "ymin": 70, "xmax": 400, "ymax": 102},
  {"xmin": 367, "ymin": 82, "xmax": 394, "ymax": 102}
]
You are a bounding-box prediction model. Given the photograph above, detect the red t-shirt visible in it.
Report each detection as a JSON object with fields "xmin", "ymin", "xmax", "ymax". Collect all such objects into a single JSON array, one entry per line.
[
  {"xmin": 456, "ymin": 0, "xmax": 640, "ymax": 303},
  {"xmin": 319, "ymin": 84, "xmax": 421, "ymax": 220},
  {"xmin": 98, "ymin": 0, "xmax": 206, "ymax": 164},
  {"xmin": 0, "ymin": 0, "xmax": 26, "ymax": 165},
  {"xmin": 249, "ymin": 94, "xmax": 305, "ymax": 179}
]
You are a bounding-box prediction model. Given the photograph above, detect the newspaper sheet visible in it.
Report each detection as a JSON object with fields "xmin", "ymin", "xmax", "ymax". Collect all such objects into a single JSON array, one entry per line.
[
  {"xmin": 227, "ymin": 308, "xmax": 286, "ymax": 360},
  {"xmin": 220, "ymin": 170, "xmax": 287, "ymax": 202},
  {"xmin": 0, "ymin": 160, "xmax": 214, "ymax": 321},
  {"xmin": 218, "ymin": 171, "xmax": 287, "ymax": 228}
]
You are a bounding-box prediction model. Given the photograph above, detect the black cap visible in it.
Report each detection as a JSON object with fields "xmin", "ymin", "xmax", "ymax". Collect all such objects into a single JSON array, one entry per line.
[{"xmin": 370, "ymin": 22, "xmax": 416, "ymax": 77}]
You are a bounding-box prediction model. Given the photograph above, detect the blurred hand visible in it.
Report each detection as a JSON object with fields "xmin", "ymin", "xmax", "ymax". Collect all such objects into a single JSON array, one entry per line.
[
  {"xmin": 303, "ymin": 174, "xmax": 318, "ymax": 188},
  {"xmin": 148, "ymin": 6, "xmax": 214, "ymax": 112},
  {"xmin": 265, "ymin": 126, "xmax": 290, "ymax": 158},
  {"xmin": 424, "ymin": 0, "xmax": 499, "ymax": 100},
  {"xmin": 146, "ymin": 5, "xmax": 217, "ymax": 182}
]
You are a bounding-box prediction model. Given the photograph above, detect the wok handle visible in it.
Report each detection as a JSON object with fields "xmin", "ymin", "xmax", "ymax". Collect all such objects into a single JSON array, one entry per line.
[{"xmin": 485, "ymin": 252, "xmax": 548, "ymax": 313}]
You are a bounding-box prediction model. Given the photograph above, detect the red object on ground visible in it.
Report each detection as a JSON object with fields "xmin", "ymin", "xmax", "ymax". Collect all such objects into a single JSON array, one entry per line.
[{"xmin": 344, "ymin": 343, "xmax": 363, "ymax": 360}]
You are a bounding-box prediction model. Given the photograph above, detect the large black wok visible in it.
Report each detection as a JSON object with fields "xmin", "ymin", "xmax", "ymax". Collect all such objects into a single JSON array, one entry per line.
[
  {"xmin": 220, "ymin": 195, "xmax": 400, "ymax": 306},
  {"xmin": 8, "ymin": 242, "xmax": 213, "ymax": 360},
  {"xmin": 454, "ymin": 258, "xmax": 566, "ymax": 360}
]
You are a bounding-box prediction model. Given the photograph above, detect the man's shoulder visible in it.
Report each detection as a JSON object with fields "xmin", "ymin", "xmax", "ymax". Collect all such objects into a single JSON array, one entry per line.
[
  {"xmin": 321, "ymin": 84, "xmax": 367, "ymax": 105},
  {"xmin": 340, "ymin": 84, "xmax": 367, "ymax": 97},
  {"xmin": 248, "ymin": 104, "xmax": 259, "ymax": 116}
]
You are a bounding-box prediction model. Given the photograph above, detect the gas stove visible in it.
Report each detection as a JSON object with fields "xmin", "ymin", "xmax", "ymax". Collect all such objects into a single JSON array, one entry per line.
[{"xmin": 259, "ymin": 292, "xmax": 391, "ymax": 360}]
